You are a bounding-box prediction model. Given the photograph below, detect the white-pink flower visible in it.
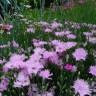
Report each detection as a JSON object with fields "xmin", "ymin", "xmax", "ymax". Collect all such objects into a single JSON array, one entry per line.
[{"xmin": 27, "ymin": 28, "xmax": 35, "ymax": 33}]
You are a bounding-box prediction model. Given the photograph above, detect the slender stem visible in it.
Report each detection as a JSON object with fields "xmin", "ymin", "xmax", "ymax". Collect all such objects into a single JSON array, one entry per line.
[{"xmin": 40, "ymin": 0, "xmax": 45, "ymax": 20}]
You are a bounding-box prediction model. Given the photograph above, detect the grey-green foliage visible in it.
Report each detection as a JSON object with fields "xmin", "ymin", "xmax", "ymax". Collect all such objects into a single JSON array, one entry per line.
[{"xmin": 0, "ymin": 0, "xmax": 17, "ymax": 16}]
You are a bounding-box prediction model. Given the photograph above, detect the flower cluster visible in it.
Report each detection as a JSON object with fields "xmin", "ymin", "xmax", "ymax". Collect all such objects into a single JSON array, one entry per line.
[{"xmin": 0, "ymin": 19, "xmax": 96, "ymax": 96}]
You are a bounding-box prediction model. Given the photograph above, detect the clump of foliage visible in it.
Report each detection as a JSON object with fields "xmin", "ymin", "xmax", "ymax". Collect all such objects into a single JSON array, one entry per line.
[{"xmin": 0, "ymin": 0, "xmax": 17, "ymax": 19}]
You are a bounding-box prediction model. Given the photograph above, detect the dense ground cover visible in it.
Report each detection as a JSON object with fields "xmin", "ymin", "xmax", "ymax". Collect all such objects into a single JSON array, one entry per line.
[{"xmin": 0, "ymin": 0, "xmax": 96, "ymax": 96}]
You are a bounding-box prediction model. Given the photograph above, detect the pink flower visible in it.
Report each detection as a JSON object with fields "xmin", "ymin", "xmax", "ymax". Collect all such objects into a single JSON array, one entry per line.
[
  {"xmin": 66, "ymin": 34, "xmax": 76, "ymax": 39},
  {"xmin": 65, "ymin": 42, "xmax": 77, "ymax": 49},
  {"xmin": 64, "ymin": 64, "xmax": 77, "ymax": 72},
  {"xmin": 33, "ymin": 47, "xmax": 46, "ymax": 55},
  {"xmin": 51, "ymin": 21, "xmax": 62, "ymax": 29},
  {"xmin": 89, "ymin": 65, "xmax": 96, "ymax": 76},
  {"xmin": 63, "ymin": 30, "xmax": 71, "ymax": 35},
  {"xmin": 51, "ymin": 40, "xmax": 61, "ymax": 46},
  {"xmin": 12, "ymin": 40, "xmax": 19, "ymax": 48},
  {"xmin": 89, "ymin": 37, "xmax": 96, "ymax": 44},
  {"xmin": 3, "ymin": 54, "xmax": 26, "ymax": 71},
  {"xmin": 14, "ymin": 71, "xmax": 30, "ymax": 87},
  {"xmin": 55, "ymin": 42, "xmax": 68, "ymax": 53},
  {"xmin": 64, "ymin": 64, "xmax": 73, "ymax": 71},
  {"xmin": 0, "ymin": 44, "xmax": 9, "ymax": 48},
  {"xmin": 32, "ymin": 39, "xmax": 47, "ymax": 47},
  {"xmin": 72, "ymin": 48, "xmax": 88, "ymax": 61},
  {"xmin": 55, "ymin": 42, "xmax": 77, "ymax": 54},
  {"xmin": 43, "ymin": 51, "xmax": 61, "ymax": 65},
  {"xmin": 39, "ymin": 70, "xmax": 53, "ymax": 79},
  {"xmin": 55, "ymin": 30, "xmax": 71, "ymax": 37},
  {"xmin": 0, "ymin": 77, "xmax": 9, "ymax": 92},
  {"xmin": 3, "ymin": 60, "xmax": 26, "ymax": 72},
  {"xmin": 55, "ymin": 31, "xmax": 65, "ymax": 36},
  {"xmin": 0, "ymin": 24, "xmax": 13, "ymax": 31},
  {"xmin": 83, "ymin": 32, "xmax": 93, "ymax": 37},
  {"xmin": 0, "ymin": 59, "xmax": 6, "ymax": 64},
  {"xmin": 9, "ymin": 53, "xmax": 26, "ymax": 61},
  {"xmin": 73, "ymin": 79, "xmax": 91, "ymax": 96},
  {"xmin": 25, "ymin": 52, "xmax": 44, "ymax": 75},
  {"xmin": 45, "ymin": 28, "xmax": 52, "ymax": 33},
  {"xmin": 26, "ymin": 61, "xmax": 44, "ymax": 75}
]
